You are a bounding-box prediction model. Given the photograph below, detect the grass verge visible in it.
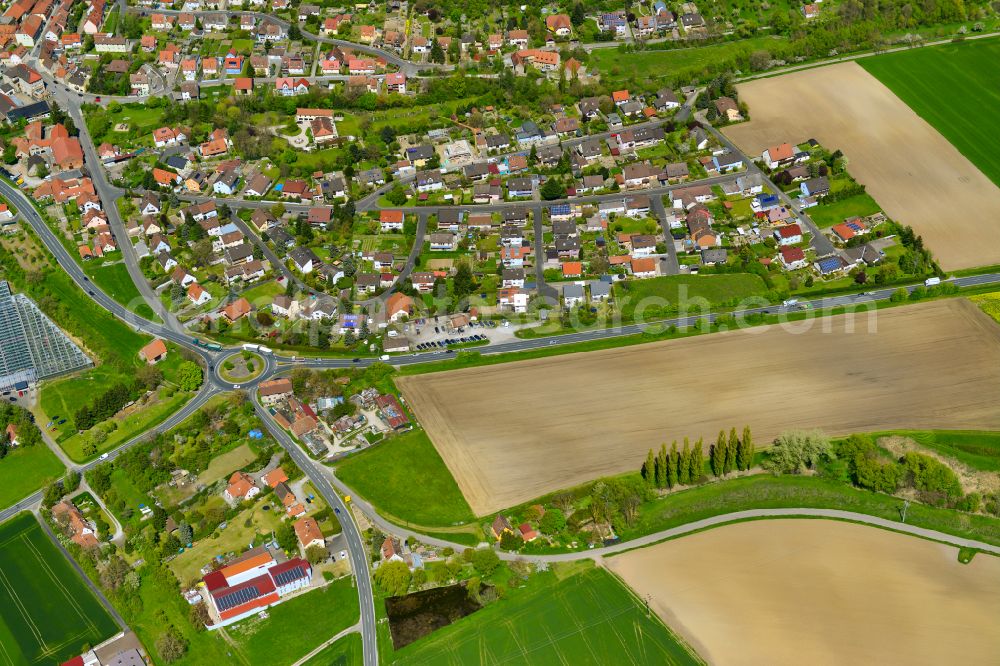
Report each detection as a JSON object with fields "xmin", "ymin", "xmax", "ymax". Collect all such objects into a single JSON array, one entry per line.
[{"xmin": 334, "ymin": 429, "xmax": 475, "ymax": 527}]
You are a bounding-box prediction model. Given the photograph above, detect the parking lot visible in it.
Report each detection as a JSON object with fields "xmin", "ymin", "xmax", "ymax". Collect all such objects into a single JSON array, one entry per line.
[{"xmin": 402, "ymin": 316, "xmax": 521, "ymax": 353}]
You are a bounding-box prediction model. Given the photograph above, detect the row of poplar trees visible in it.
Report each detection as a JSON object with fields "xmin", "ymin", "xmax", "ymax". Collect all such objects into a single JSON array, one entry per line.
[{"xmin": 642, "ymin": 426, "xmax": 755, "ymax": 490}]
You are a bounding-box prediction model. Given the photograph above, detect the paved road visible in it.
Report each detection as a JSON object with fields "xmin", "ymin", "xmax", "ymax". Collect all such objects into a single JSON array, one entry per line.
[
  {"xmin": 0, "ymin": 387, "xmax": 217, "ymax": 524},
  {"xmin": 531, "ymin": 203, "xmax": 558, "ymax": 304},
  {"xmin": 321, "ymin": 471, "xmax": 1000, "ymax": 560},
  {"xmin": 706, "ymin": 125, "xmax": 837, "ymax": 258},
  {"xmin": 0, "ymin": 179, "xmax": 197, "ymax": 349},
  {"xmin": 127, "ymin": 7, "xmax": 432, "ymax": 75},
  {"xmin": 650, "ymin": 195, "xmax": 680, "ymax": 275},
  {"xmin": 46, "ymin": 82, "xmax": 178, "ymax": 329},
  {"xmin": 251, "ymin": 396, "xmax": 377, "ymax": 666}
]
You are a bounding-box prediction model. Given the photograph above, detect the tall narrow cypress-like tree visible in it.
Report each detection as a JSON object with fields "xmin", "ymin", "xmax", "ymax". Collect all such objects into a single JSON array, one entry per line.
[
  {"xmin": 724, "ymin": 427, "xmax": 738, "ymax": 474},
  {"xmin": 657, "ymin": 444, "xmax": 668, "ymax": 488},
  {"xmin": 679, "ymin": 438, "xmax": 691, "ymax": 485},
  {"xmin": 711, "ymin": 430, "xmax": 726, "ymax": 476},
  {"xmin": 667, "ymin": 442, "xmax": 679, "ymax": 488},
  {"xmin": 742, "ymin": 425, "xmax": 754, "ymax": 471},
  {"xmin": 643, "ymin": 448, "xmax": 656, "ymax": 486},
  {"xmin": 690, "ymin": 438, "xmax": 704, "ymax": 482}
]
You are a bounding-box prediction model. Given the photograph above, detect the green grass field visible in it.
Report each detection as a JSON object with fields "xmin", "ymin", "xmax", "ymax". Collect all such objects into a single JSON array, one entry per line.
[
  {"xmin": 83, "ymin": 262, "xmax": 159, "ymax": 321},
  {"xmin": 335, "ymin": 429, "xmax": 475, "ymax": 527},
  {"xmin": 0, "ymin": 513, "xmax": 118, "ymax": 665},
  {"xmin": 303, "ymin": 632, "xmax": 362, "ymax": 666},
  {"xmin": 868, "ymin": 430, "xmax": 1000, "ymax": 472},
  {"xmin": 860, "ymin": 37, "xmax": 1000, "ymax": 187},
  {"xmin": 808, "ymin": 193, "xmax": 883, "ymax": 228},
  {"xmin": 0, "ymin": 444, "xmax": 64, "ymax": 509},
  {"xmin": 591, "ymin": 36, "xmax": 779, "ymax": 85},
  {"xmin": 616, "ymin": 273, "xmax": 768, "ymax": 319},
  {"xmin": 227, "ymin": 578, "xmax": 360, "ymax": 665},
  {"xmin": 394, "ymin": 565, "xmax": 701, "ymax": 665}
]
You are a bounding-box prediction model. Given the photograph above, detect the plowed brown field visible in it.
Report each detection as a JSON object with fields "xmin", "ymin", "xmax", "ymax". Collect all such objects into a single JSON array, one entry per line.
[
  {"xmin": 606, "ymin": 519, "xmax": 1000, "ymax": 666},
  {"xmin": 723, "ymin": 61, "xmax": 1000, "ymax": 271},
  {"xmin": 399, "ymin": 299, "xmax": 1000, "ymax": 515}
]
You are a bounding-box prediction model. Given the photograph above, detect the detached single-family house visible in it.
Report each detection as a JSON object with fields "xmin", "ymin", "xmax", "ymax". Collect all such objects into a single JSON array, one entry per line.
[{"xmin": 774, "ymin": 223, "xmax": 804, "ymax": 246}]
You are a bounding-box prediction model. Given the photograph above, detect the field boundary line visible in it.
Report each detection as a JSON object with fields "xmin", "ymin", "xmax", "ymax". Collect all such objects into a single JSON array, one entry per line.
[
  {"xmin": 22, "ymin": 534, "xmax": 98, "ymax": 637},
  {"xmin": 0, "ymin": 632, "xmax": 13, "ymax": 666},
  {"xmin": 0, "ymin": 553, "xmax": 46, "ymax": 654}
]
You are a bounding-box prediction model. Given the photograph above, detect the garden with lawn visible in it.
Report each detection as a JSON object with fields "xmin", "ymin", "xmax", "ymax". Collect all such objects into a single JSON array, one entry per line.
[{"xmin": 808, "ymin": 192, "xmax": 883, "ymax": 228}]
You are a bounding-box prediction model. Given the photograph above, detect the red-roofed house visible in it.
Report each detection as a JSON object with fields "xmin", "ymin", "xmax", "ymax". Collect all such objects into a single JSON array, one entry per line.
[
  {"xmin": 778, "ymin": 245, "xmax": 807, "ymax": 270},
  {"xmin": 138, "ymin": 338, "xmax": 168, "ymax": 364}
]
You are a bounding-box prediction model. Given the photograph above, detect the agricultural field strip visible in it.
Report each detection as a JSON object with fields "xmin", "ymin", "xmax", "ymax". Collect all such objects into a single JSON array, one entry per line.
[
  {"xmin": 607, "ymin": 519, "xmax": 1000, "ymax": 665},
  {"xmin": 0, "ymin": 528, "xmax": 95, "ymax": 662},
  {"xmin": 859, "ymin": 39, "xmax": 1000, "ymax": 187},
  {"xmin": 724, "ymin": 61, "xmax": 1000, "ymax": 271},
  {"xmin": 400, "ymin": 299, "xmax": 1000, "ymax": 514}
]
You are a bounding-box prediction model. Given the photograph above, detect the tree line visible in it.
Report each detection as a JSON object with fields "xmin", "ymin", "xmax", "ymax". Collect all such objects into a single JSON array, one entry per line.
[{"xmin": 641, "ymin": 426, "xmax": 754, "ymax": 489}]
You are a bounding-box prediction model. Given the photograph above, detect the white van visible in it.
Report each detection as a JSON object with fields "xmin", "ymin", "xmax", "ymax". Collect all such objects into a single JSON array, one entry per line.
[{"xmin": 924, "ymin": 277, "xmax": 941, "ymax": 287}]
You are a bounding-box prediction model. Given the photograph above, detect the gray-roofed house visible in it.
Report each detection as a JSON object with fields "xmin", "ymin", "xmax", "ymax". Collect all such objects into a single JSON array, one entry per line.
[
  {"xmin": 563, "ymin": 283, "xmax": 585, "ymax": 308},
  {"xmin": 590, "ymin": 280, "xmax": 610, "ymax": 301},
  {"xmin": 700, "ymin": 248, "xmax": 728, "ymax": 266}
]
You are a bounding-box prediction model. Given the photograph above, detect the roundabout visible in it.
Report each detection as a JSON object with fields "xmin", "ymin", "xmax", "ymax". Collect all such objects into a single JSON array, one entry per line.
[{"xmin": 213, "ymin": 349, "xmax": 272, "ymax": 389}]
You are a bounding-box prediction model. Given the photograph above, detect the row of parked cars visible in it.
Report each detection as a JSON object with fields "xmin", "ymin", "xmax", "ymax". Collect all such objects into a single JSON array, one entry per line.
[{"xmin": 415, "ymin": 334, "xmax": 488, "ymax": 351}]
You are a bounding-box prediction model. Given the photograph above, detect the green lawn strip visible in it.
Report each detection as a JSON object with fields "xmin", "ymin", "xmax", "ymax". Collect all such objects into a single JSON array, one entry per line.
[
  {"xmin": 0, "ymin": 444, "xmax": 64, "ymax": 507},
  {"xmin": 615, "ymin": 273, "xmax": 769, "ymax": 320},
  {"xmin": 50, "ymin": 388, "xmax": 192, "ymax": 462},
  {"xmin": 420, "ymin": 530, "xmax": 480, "ymax": 546},
  {"xmin": 590, "ymin": 36, "xmax": 780, "ymax": 85},
  {"xmin": 807, "ymin": 193, "xmax": 883, "ymax": 228},
  {"xmin": 226, "ymin": 577, "xmax": 360, "ymax": 665},
  {"xmin": 301, "ymin": 632, "xmax": 362, "ymax": 666},
  {"xmin": 0, "ymin": 513, "xmax": 119, "ymax": 665},
  {"xmin": 394, "ymin": 564, "xmax": 701, "ymax": 665},
  {"xmin": 866, "ymin": 429, "xmax": 1000, "ymax": 472},
  {"xmin": 334, "ymin": 429, "xmax": 475, "ymax": 527},
  {"xmin": 83, "ymin": 261, "xmax": 161, "ymax": 322},
  {"xmin": 619, "ymin": 474, "xmax": 1000, "ymax": 547},
  {"xmin": 859, "ymin": 37, "xmax": 1000, "ymax": 187}
]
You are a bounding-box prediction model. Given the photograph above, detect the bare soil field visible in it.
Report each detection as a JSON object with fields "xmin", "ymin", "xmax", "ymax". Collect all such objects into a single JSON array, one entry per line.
[
  {"xmin": 606, "ymin": 519, "xmax": 1000, "ymax": 666},
  {"xmin": 398, "ymin": 299, "xmax": 1000, "ymax": 515},
  {"xmin": 723, "ymin": 61, "xmax": 1000, "ymax": 271}
]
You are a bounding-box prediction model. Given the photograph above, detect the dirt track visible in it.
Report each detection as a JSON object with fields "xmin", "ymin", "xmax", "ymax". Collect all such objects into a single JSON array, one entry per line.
[
  {"xmin": 723, "ymin": 61, "xmax": 1000, "ymax": 271},
  {"xmin": 398, "ymin": 299, "xmax": 1000, "ymax": 515},
  {"xmin": 606, "ymin": 519, "xmax": 1000, "ymax": 666}
]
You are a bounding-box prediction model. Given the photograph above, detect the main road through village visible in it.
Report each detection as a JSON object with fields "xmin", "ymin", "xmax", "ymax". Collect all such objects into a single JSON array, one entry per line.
[{"xmin": 8, "ymin": 37, "xmax": 1000, "ymax": 664}]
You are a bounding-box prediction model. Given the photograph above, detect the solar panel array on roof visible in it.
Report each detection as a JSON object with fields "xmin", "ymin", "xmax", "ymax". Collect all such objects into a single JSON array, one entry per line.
[
  {"xmin": 817, "ymin": 256, "xmax": 845, "ymax": 274},
  {"xmin": 272, "ymin": 564, "xmax": 307, "ymax": 587},
  {"xmin": 214, "ymin": 583, "xmax": 263, "ymax": 612}
]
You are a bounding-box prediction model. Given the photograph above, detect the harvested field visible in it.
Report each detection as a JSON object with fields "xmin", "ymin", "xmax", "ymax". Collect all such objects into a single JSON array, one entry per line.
[
  {"xmin": 398, "ymin": 299, "xmax": 1000, "ymax": 514},
  {"xmin": 606, "ymin": 519, "xmax": 1000, "ymax": 666},
  {"xmin": 723, "ymin": 61, "xmax": 1000, "ymax": 271}
]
